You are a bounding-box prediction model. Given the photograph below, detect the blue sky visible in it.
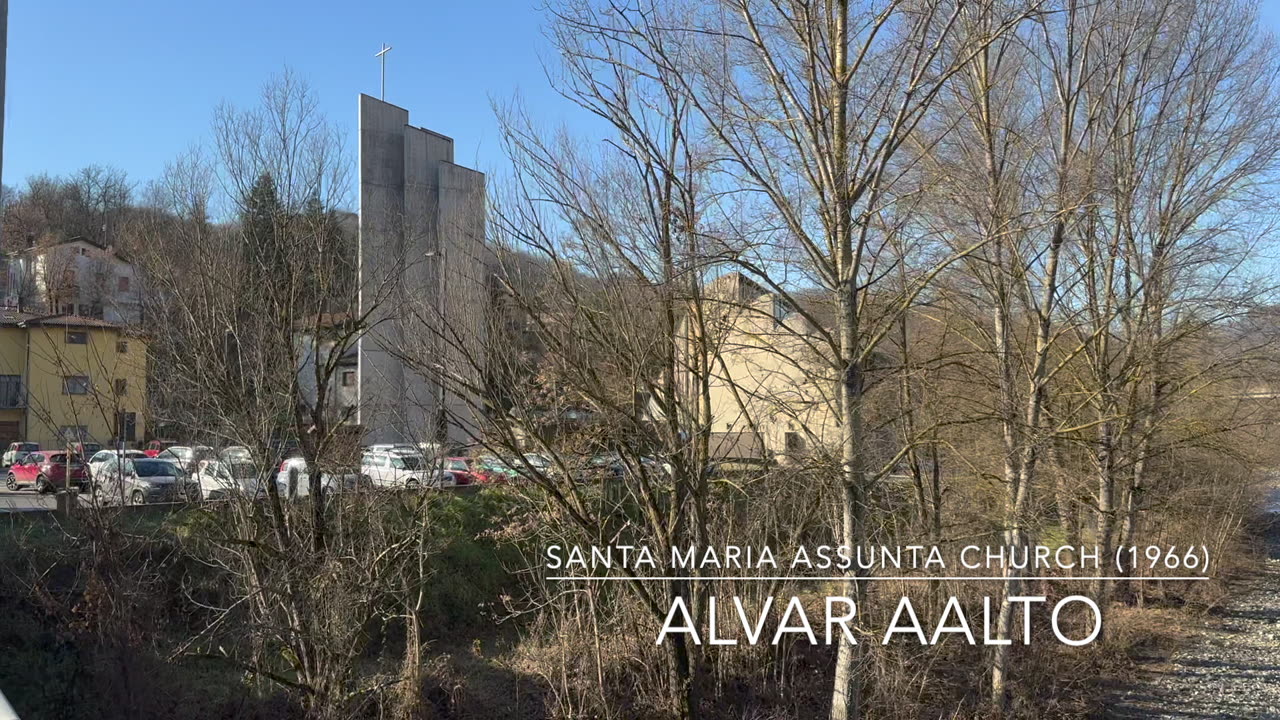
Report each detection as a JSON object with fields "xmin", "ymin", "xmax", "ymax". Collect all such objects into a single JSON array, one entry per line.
[
  {"xmin": 7, "ymin": 0, "xmax": 1280, "ymax": 198},
  {"xmin": 3, "ymin": 0, "xmax": 575, "ymax": 195}
]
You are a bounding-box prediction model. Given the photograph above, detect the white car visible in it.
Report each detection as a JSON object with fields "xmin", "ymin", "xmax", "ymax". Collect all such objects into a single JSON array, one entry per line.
[
  {"xmin": 2, "ymin": 442, "xmax": 40, "ymax": 468},
  {"xmin": 361, "ymin": 451, "xmax": 453, "ymax": 489},
  {"xmin": 275, "ymin": 456, "xmax": 363, "ymax": 497},
  {"xmin": 220, "ymin": 446, "xmax": 254, "ymax": 463},
  {"xmin": 87, "ymin": 449, "xmax": 148, "ymax": 481},
  {"xmin": 365, "ymin": 443, "xmax": 420, "ymax": 456},
  {"xmin": 156, "ymin": 445, "xmax": 217, "ymax": 479},
  {"xmin": 193, "ymin": 458, "xmax": 266, "ymax": 500}
]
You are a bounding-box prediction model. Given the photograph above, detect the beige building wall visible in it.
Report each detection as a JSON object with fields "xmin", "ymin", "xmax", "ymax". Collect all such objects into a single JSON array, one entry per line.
[
  {"xmin": 0, "ymin": 314, "xmax": 147, "ymax": 449},
  {"xmin": 685, "ymin": 273, "xmax": 839, "ymax": 462}
]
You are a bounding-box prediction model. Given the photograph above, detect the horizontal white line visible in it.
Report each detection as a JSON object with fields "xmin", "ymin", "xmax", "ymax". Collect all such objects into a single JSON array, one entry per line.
[{"xmin": 546, "ymin": 576, "xmax": 1210, "ymax": 582}]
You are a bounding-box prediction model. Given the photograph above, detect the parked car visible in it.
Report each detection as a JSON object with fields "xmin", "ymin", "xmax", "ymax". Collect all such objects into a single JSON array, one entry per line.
[
  {"xmin": 439, "ymin": 457, "xmax": 486, "ymax": 485},
  {"xmin": 87, "ymin": 449, "xmax": 149, "ymax": 481},
  {"xmin": 93, "ymin": 458, "xmax": 195, "ymax": 505},
  {"xmin": 142, "ymin": 439, "xmax": 177, "ymax": 458},
  {"xmin": 366, "ymin": 443, "xmax": 420, "ymax": 456},
  {"xmin": 219, "ymin": 446, "xmax": 254, "ymax": 463},
  {"xmin": 478, "ymin": 455, "xmax": 558, "ymax": 481},
  {"xmin": 6, "ymin": 452, "xmax": 88, "ymax": 493},
  {"xmin": 276, "ymin": 456, "xmax": 363, "ymax": 497},
  {"xmin": 72, "ymin": 442, "xmax": 103, "ymax": 458},
  {"xmin": 575, "ymin": 453, "xmax": 627, "ymax": 482},
  {"xmin": 193, "ymin": 458, "xmax": 265, "ymax": 500},
  {"xmin": 361, "ymin": 450, "xmax": 452, "ymax": 489},
  {"xmin": 2, "ymin": 442, "xmax": 39, "ymax": 468},
  {"xmin": 574, "ymin": 454, "xmax": 666, "ymax": 483},
  {"xmin": 706, "ymin": 457, "xmax": 774, "ymax": 479},
  {"xmin": 522, "ymin": 453, "xmax": 553, "ymax": 472},
  {"xmin": 156, "ymin": 445, "xmax": 216, "ymax": 479}
]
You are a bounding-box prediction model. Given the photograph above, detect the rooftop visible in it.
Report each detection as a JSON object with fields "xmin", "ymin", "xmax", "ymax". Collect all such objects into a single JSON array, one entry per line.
[{"xmin": 0, "ymin": 311, "xmax": 125, "ymax": 329}]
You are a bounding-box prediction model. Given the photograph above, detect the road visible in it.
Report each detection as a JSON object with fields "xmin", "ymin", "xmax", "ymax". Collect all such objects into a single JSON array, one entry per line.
[{"xmin": 0, "ymin": 488, "xmax": 58, "ymax": 512}]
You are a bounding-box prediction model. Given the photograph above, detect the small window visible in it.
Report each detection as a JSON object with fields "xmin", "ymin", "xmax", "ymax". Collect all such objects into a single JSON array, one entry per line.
[
  {"xmin": 785, "ymin": 432, "xmax": 805, "ymax": 455},
  {"xmin": 117, "ymin": 275, "xmax": 130, "ymax": 292},
  {"xmin": 341, "ymin": 370, "xmax": 356, "ymax": 387},
  {"xmin": 116, "ymin": 341, "xmax": 128, "ymax": 354},
  {"xmin": 63, "ymin": 376, "xmax": 90, "ymax": 395},
  {"xmin": 114, "ymin": 378, "xmax": 127, "ymax": 396},
  {"xmin": 115, "ymin": 412, "xmax": 137, "ymax": 442},
  {"xmin": 66, "ymin": 330, "xmax": 87, "ymax": 345}
]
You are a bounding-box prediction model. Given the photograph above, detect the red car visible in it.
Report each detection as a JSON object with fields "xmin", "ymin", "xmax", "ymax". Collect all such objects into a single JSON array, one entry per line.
[
  {"xmin": 6, "ymin": 452, "xmax": 88, "ymax": 493},
  {"xmin": 440, "ymin": 457, "xmax": 485, "ymax": 485},
  {"xmin": 143, "ymin": 439, "xmax": 176, "ymax": 458}
]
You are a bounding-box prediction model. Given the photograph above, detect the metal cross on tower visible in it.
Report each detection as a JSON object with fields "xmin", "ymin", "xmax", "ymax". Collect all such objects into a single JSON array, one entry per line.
[{"xmin": 375, "ymin": 44, "xmax": 392, "ymax": 100}]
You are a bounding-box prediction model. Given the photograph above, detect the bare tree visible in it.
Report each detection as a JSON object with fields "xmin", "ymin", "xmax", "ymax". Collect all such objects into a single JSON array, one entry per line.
[{"xmin": 130, "ymin": 71, "xmax": 429, "ymax": 718}]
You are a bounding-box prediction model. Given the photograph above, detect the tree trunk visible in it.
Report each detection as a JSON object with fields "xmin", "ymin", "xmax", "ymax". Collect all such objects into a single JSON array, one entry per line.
[
  {"xmin": 831, "ymin": 295, "xmax": 866, "ymax": 720},
  {"xmin": 1091, "ymin": 419, "xmax": 1117, "ymax": 634}
]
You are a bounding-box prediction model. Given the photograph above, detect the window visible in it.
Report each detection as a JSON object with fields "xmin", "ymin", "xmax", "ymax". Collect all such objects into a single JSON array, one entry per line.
[
  {"xmin": 114, "ymin": 378, "xmax": 127, "ymax": 396},
  {"xmin": 115, "ymin": 412, "xmax": 137, "ymax": 442},
  {"xmin": 341, "ymin": 370, "xmax": 356, "ymax": 387},
  {"xmin": 0, "ymin": 375, "xmax": 21, "ymax": 409},
  {"xmin": 58, "ymin": 426, "xmax": 88, "ymax": 443},
  {"xmin": 116, "ymin": 341, "xmax": 128, "ymax": 354},
  {"xmin": 773, "ymin": 297, "xmax": 790, "ymax": 324},
  {"xmin": 63, "ymin": 376, "xmax": 90, "ymax": 395},
  {"xmin": 65, "ymin": 330, "xmax": 87, "ymax": 345},
  {"xmin": 117, "ymin": 275, "xmax": 130, "ymax": 292},
  {"xmin": 784, "ymin": 432, "xmax": 805, "ymax": 455}
]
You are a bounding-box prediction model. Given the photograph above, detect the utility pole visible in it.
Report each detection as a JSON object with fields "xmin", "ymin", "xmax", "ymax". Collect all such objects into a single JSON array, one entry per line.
[{"xmin": 375, "ymin": 44, "xmax": 392, "ymax": 101}]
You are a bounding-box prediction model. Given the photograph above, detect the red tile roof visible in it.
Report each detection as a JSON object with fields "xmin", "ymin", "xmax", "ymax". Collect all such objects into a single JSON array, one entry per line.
[{"xmin": 0, "ymin": 311, "xmax": 124, "ymax": 329}]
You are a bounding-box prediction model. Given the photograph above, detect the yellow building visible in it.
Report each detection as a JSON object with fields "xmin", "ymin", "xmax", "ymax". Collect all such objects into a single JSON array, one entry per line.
[{"xmin": 0, "ymin": 311, "xmax": 147, "ymax": 449}]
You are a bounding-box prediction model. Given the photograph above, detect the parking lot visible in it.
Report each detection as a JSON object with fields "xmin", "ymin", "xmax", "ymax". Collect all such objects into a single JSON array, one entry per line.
[{"xmin": 0, "ymin": 489, "xmax": 56, "ymax": 512}]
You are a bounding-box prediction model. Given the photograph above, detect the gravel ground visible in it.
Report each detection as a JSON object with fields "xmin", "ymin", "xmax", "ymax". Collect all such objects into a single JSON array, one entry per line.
[{"xmin": 1106, "ymin": 498, "xmax": 1280, "ymax": 719}]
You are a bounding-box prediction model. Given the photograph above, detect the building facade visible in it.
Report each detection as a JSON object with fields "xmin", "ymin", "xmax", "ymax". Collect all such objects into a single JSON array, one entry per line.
[
  {"xmin": 296, "ymin": 313, "xmax": 360, "ymax": 427},
  {"xmin": 357, "ymin": 94, "xmax": 487, "ymax": 447},
  {"xmin": 0, "ymin": 311, "xmax": 147, "ymax": 449},
  {"xmin": 689, "ymin": 273, "xmax": 840, "ymax": 463},
  {"xmin": 2, "ymin": 238, "xmax": 143, "ymax": 325}
]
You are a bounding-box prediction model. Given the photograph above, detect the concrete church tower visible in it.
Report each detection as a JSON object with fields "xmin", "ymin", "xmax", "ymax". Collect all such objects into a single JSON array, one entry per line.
[{"xmin": 357, "ymin": 94, "xmax": 486, "ymax": 448}]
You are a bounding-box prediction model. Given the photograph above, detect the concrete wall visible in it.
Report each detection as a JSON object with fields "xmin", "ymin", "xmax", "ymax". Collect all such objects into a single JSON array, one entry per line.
[
  {"xmin": 357, "ymin": 94, "xmax": 486, "ymax": 447},
  {"xmin": 436, "ymin": 162, "xmax": 486, "ymax": 445}
]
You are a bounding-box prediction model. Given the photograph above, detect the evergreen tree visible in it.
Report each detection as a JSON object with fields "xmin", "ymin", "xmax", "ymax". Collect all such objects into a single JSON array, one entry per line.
[{"xmin": 241, "ymin": 172, "xmax": 284, "ymax": 289}]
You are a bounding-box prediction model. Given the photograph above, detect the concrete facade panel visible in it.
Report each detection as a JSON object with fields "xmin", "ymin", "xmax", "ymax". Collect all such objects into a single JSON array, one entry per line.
[{"xmin": 358, "ymin": 94, "xmax": 486, "ymax": 447}]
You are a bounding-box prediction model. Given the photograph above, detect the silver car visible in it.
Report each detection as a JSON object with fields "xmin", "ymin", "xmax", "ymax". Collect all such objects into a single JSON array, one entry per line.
[
  {"xmin": 93, "ymin": 458, "xmax": 197, "ymax": 505},
  {"xmin": 86, "ymin": 449, "xmax": 148, "ymax": 482}
]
